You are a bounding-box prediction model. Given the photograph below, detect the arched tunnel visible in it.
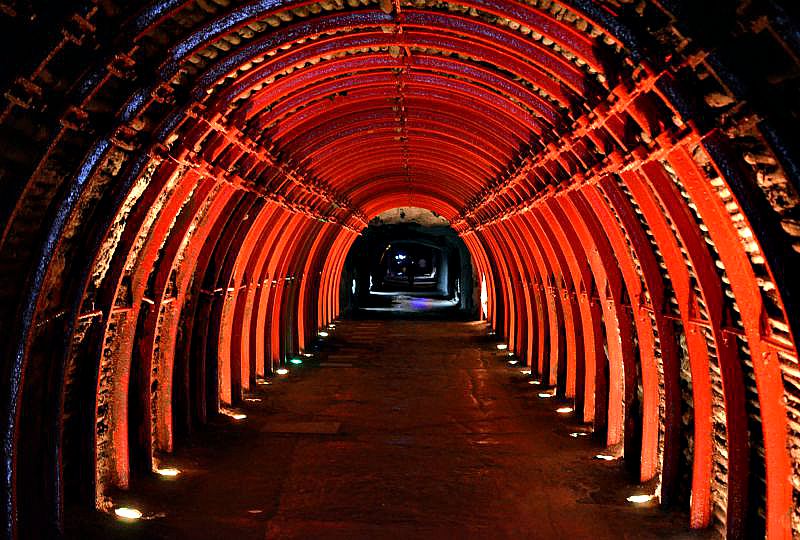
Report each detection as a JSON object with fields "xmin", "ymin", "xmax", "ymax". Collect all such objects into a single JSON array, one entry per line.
[{"xmin": 2, "ymin": 0, "xmax": 800, "ymax": 538}]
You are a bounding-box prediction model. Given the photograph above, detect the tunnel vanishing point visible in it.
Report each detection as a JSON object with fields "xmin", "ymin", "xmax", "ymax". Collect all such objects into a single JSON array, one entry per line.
[{"xmin": 2, "ymin": 0, "xmax": 800, "ymax": 538}]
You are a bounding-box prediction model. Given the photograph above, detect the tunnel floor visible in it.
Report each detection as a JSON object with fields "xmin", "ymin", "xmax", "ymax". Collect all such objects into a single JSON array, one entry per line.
[
  {"xmin": 74, "ymin": 318, "xmax": 708, "ymax": 539},
  {"xmin": 357, "ymin": 292, "xmax": 462, "ymax": 318}
]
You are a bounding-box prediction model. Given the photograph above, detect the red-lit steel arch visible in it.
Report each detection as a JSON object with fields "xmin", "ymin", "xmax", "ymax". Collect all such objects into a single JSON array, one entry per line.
[{"xmin": 1, "ymin": 1, "xmax": 800, "ymax": 538}]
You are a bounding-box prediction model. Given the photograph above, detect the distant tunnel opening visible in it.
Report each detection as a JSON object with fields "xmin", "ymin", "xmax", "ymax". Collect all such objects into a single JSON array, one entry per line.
[{"xmin": 340, "ymin": 207, "xmax": 477, "ymax": 318}]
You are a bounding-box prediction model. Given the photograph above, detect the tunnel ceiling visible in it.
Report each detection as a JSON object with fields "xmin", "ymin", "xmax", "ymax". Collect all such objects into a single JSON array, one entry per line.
[{"xmin": 3, "ymin": 0, "xmax": 800, "ymax": 538}]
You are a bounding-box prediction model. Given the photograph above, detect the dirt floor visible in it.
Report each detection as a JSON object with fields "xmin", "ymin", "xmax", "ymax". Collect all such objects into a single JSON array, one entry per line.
[{"xmin": 69, "ymin": 310, "xmax": 710, "ymax": 539}]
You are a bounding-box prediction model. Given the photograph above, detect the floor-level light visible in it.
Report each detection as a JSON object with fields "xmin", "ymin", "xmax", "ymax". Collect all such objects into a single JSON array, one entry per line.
[
  {"xmin": 594, "ymin": 454, "xmax": 616, "ymax": 461},
  {"xmin": 155, "ymin": 467, "xmax": 180, "ymax": 477},
  {"xmin": 114, "ymin": 507, "xmax": 143, "ymax": 520},
  {"xmin": 627, "ymin": 494, "xmax": 655, "ymax": 504},
  {"xmin": 221, "ymin": 408, "xmax": 247, "ymax": 420},
  {"xmin": 289, "ymin": 358, "xmax": 303, "ymax": 365},
  {"xmin": 556, "ymin": 406, "xmax": 573, "ymax": 414},
  {"xmin": 496, "ymin": 343, "xmax": 508, "ymax": 350},
  {"xmin": 275, "ymin": 368, "xmax": 289, "ymax": 375},
  {"xmin": 319, "ymin": 331, "xmax": 329, "ymax": 337}
]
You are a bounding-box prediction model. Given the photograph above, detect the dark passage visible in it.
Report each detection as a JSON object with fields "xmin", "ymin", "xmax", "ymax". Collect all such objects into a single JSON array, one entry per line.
[
  {"xmin": 341, "ymin": 209, "xmax": 477, "ymax": 319},
  {"xmin": 75, "ymin": 318, "xmax": 705, "ymax": 539}
]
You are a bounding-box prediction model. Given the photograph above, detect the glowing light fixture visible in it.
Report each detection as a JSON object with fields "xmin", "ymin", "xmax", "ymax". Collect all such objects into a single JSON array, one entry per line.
[
  {"xmin": 256, "ymin": 379, "xmax": 271, "ymax": 385},
  {"xmin": 507, "ymin": 359, "xmax": 518, "ymax": 365},
  {"xmin": 556, "ymin": 406, "xmax": 574, "ymax": 414},
  {"xmin": 319, "ymin": 331, "xmax": 329, "ymax": 337},
  {"xmin": 496, "ymin": 344, "xmax": 508, "ymax": 350},
  {"xmin": 595, "ymin": 454, "xmax": 616, "ymax": 461},
  {"xmin": 220, "ymin": 408, "xmax": 247, "ymax": 420},
  {"xmin": 627, "ymin": 494, "xmax": 655, "ymax": 504},
  {"xmin": 275, "ymin": 368, "xmax": 289, "ymax": 375},
  {"xmin": 521, "ymin": 370, "xmax": 531, "ymax": 375},
  {"xmin": 528, "ymin": 380, "xmax": 541, "ymax": 385},
  {"xmin": 289, "ymin": 358, "xmax": 303, "ymax": 365},
  {"xmin": 114, "ymin": 507, "xmax": 143, "ymax": 520},
  {"xmin": 570, "ymin": 432, "xmax": 589, "ymax": 438},
  {"xmin": 244, "ymin": 397, "xmax": 262, "ymax": 403},
  {"xmin": 538, "ymin": 391, "xmax": 555, "ymax": 398},
  {"xmin": 155, "ymin": 467, "xmax": 180, "ymax": 477},
  {"xmin": 303, "ymin": 352, "xmax": 314, "ymax": 357}
]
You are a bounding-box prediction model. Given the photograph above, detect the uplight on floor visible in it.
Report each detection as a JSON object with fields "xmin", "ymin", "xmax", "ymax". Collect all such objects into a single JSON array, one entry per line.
[
  {"xmin": 155, "ymin": 467, "xmax": 180, "ymax": 477},
  {"xmin": 594, "ymin": 454, "xmax": 616, "ymax": 461},
  {"xmin": 538, "ymin": 391, "xmax": 554, "ymax": 398},
  {"xmin": 627, "ymin": 494, "xmax": 655, "ymax": 504},
  {"xmin": 528, "ymin": 380, "xmax": 540, "ymax": 385},
  {"xmin": 275, "ymin": 368, "xmax": 289, "ymax": 375},
  {"xmin": 496, "ymin": 343, "xmax": 508, "ymax": 350},
  {"xmin": 289, "ymin": 358, "xmax": 303, "ymax": 365},
  {"xmin": 556, "ymin": 406, "xmax": 573, "ymax": 414},
  {"xmin": 507, "ymin": 359, "xmax": 518, "ymax": 365},
  {"xmin": 319, "ymin": 331, "xmax": 329, "ymax": 337},
  {"xmin": 221, "ymin": 408, "xmax": 247, "ymax": 420},
  {"xmin": 114, "ymin": 507, "xmax": 143, "ymax": 520}
]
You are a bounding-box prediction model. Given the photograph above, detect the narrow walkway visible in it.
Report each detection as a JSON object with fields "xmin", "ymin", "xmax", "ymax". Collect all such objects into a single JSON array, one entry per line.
[{"xmin": 78, "ymin": 319, "xmax": 704, "ymax": 539}]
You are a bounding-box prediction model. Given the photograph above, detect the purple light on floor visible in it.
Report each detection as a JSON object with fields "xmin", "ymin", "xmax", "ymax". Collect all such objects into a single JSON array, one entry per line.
[{"xmin": 410, "ymin": 298, "xmax": 433, "ymax": 309}]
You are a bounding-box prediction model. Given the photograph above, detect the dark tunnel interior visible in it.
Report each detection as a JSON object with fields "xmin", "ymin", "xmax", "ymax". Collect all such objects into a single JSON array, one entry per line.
[
  {"xmin": 2, "ymin": 1, "xmax": 800, "ymax": 539},
  {"xmin": 341, "ymin": 208, "xmax": 477, "ymax": 318}
]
